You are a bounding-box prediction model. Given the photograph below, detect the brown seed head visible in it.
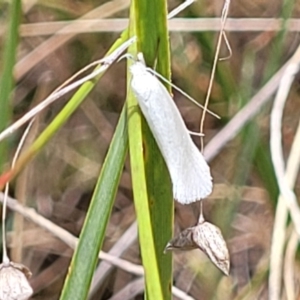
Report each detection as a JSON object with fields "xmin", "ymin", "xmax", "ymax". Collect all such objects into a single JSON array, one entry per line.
[{"xmin": 192, "ymin": 221, "xmax": 230, "ymax": 275}]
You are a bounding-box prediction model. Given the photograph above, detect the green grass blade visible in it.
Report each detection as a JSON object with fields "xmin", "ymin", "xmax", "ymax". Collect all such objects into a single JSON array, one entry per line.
[
  {"xmin": 127, "ymin": 90, "xmax": 164, "ymax": 299},
  {"xmin": 59, "ymin": 107, "xmax": 128, "ymax": 300},
  {"xmin": 0, "ymin": 31, "xmax": 131, "ymax": 189},
  {"xmin": 127, "ymin": 0, "xmax": 173, "ymax": 299},
  {"xmin": 0, "ymin": 0, "xmax": 21, "ymax": 172}
]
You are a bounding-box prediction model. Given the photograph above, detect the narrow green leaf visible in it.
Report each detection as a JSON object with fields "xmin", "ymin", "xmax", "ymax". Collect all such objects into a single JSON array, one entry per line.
[
  {"xmin": 0, "ymin": 31, "xmax": 131, "ymax": 188},
  {"xmin": 59, "ymin": 107, "xmax": 128, "ymax": 300},
  {"xmin": 127, "ymin": 0, "xmax": 173, "ymax": 299},
  {"xmin": 127, "ymin": 87, "xmax": 164, "ymax": 299},
  {"xmin": 0, "ymin": 0, "xmax": 21, "ymax": 172}
]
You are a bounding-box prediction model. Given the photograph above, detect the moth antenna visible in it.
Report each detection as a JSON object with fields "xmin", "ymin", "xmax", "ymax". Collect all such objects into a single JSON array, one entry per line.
[
  {"xmin": 146, "ymin": 67, "xmax": 220, "ymax": 119},
  {"xmin": 118, "ymin": 53, "xmax": 135, "ymax": 63}
]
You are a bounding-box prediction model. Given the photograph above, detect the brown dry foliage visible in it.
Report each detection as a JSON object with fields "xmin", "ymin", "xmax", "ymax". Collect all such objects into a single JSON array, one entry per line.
[{"xmin": 1, "ymin": 0, "xmax": 300, "ymax": 299}]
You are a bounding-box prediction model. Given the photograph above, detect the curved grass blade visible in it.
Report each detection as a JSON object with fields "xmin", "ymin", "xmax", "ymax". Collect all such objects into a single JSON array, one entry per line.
[
  {"xmin": 59, "ymin": 107, "xmax": 128, "ymax": 300},
  {"xmin": 0, "ymin": 32, "xmax": 133, "ymax": 190}
]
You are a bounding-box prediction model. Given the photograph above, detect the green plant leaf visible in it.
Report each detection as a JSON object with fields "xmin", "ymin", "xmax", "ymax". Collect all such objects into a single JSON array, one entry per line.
[
  {"xmin": 127, "ymin": 0, "xmax": 173, "ymax": 299},
  {"xmin": 59, "ymin": 106, "xmax": 128, "ymax": 300},
  {"xmin": 0, "ymin": 31, "xmax": 131, "ymax": 189},
  {"xmin": 0, "ymin": 0, "xmax": 21, "ymax": 172}
]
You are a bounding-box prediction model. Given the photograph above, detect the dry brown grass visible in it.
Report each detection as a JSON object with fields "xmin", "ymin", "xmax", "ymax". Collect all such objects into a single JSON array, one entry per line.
[{"xmin": 1, "ymin": 0, "xmax": 300, "ymax": 299}]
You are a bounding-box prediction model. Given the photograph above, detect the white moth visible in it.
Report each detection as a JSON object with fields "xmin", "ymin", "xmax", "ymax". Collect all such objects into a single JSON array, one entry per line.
[{"xmin": 129, "ymin": 54, "xmax": 212, "ymax": 204}]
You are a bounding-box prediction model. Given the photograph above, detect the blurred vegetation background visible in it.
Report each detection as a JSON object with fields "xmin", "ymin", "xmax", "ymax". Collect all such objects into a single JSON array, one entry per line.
[{"xmin": 0, "ymin": 0, "xmax": 300, "ymax": 299}]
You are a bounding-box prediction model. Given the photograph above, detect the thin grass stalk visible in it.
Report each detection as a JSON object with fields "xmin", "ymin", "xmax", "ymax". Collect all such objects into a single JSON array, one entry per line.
[{"xmin": 0, "ymin": 0, "xmax": 21, "ymax": 172}]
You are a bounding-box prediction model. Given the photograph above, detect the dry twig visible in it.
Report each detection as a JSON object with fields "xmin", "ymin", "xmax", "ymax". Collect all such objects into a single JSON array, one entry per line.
[{"xmin": 269, "ymin": 45, "xmax": 300, "ymax": 300}]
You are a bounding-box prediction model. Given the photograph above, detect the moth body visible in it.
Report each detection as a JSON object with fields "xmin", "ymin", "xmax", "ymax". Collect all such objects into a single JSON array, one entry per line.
[{"xmin": 130, "ymin": 59, "xmax": 212, "ymax": 204}]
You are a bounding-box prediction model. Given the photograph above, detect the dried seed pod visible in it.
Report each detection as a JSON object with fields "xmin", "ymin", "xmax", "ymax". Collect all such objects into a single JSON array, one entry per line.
[
  {"xmin": 0, "ymin": 261, "xmax": 33, "ymax": 300},
  {"xmin": 164, "ymin": 227, "xmax": 197, "ymax": 253},
  {"xmin": 192, "ymin": 221, "xmax": 230, "ymax": 276},
  {"xmin": 165, "ymin": 218, "xmax": 230, "ymax": 275}
]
